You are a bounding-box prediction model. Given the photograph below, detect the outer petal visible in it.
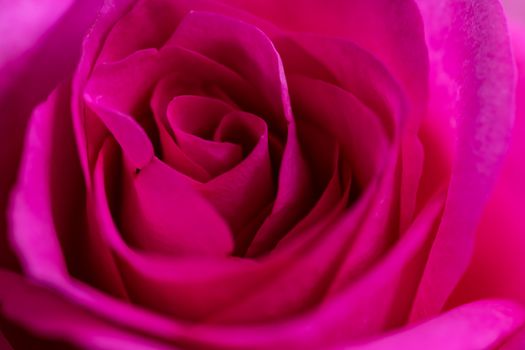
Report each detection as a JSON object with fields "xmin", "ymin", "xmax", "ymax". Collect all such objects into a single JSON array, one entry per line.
[
  {"xmin": 0, "ymin": 270, "xmax": 177, "ymax": 350},
  {"xmin": 340, "ymin": 300, "xmax": 525, "ymax": 350},
  {"xmin": 448, "ymin": 26, "xmax": 525, "ymax": 307},
  {"xmin": 0, "ymin": 0, "xmax": 104, "ymax": 269},
  {"xmin": 411, "ymin": 0, "xmax": 516, "ymax": 319}
]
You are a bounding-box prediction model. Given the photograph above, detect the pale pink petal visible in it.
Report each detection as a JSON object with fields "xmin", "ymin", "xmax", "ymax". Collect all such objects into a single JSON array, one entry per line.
[
  {"xmin": 71, "ymin": 0, "xmax": 138, "ymax": 184},
  {"xmin": 448, "ymin": 26, "xmax": 525, "ymax": 308},
  {"xmin": 411, "ymin": 0, "xmax": 516, "ymax": 319},
  {"xmin": 0, "ymin": 0, "xmax": 103, "ymax": 269},
  {"xmin": 340, "ymin": 300, "xmax": 525, "ymax": 350},
  {"xmin": 0, "ymin": 1, "xmax": 72, "ymax": 67}
]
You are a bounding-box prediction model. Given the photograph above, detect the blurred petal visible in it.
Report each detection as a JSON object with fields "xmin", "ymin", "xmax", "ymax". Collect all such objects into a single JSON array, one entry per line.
[
  {"xmin": 411, "ymin": 0, "xmax": 516, "ymax": 319},
  {"xmin": 500, "ymin": 325, "xmax": 525, "ymax": 350},
  {"xmin": 339, "ymin": 300, "xmax": 525, "ymax": 350},
  {"xmin": 448, "ymin": 26, "xmax": 525, "ymax": 306},
  {"xmin": 0, "ymin": 330, "xmax": 13, "ymax": 350},
  {"xmin": 0, "ymin": 0, "xmax": 103, "ymax": 270},
  {"xmin": 9, "ymin": 85, "xmax": 76, "ymax": 282},
  {"xmin": 0, "ymin": 1, "xmax": 72, "ymax": 67},
  {"xmin": 0, "ymin": 270, "xmax": 177, "ymax": 350}
]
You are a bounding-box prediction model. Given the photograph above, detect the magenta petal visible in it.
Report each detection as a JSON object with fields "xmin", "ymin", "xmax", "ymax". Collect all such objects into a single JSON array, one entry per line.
[
  {"xmin": 167, "ymin": 95, "xmax": 235, "ymax": 136},
  {"xmin": 275, "ymin": 143, "xmax": 348, "ymax": 250},
  {"xmin": 84, "ymin": 96, "xmax": 154, "ymax": 169},
  {"xmin": 276, "ymin": 34, "xmax": 407, "ymax": 136},
  {"xmin": 411, "ymin": 0, "xmax": 516, "ymax": 319},
  {"xmin": 8, "ymin": 87, "xmax": 71, "ymax": 283},
  {"xmin": 200, "ymin": 111, "xmax": 274, "ymax": 235},
  {"xmin": 338, "ymin": 301, "xmax": 525, "ymax": 350},
  {"xmin": 288, "ymin": 75, "xmax": 389, "ymax": 187},
  {"xmin": 0, "ymin": 0, "xmax": 104, "ymax": 269},
  {"xmin": 0, "ymin": 270, "xmax": 177, "ymax": 350},
  {"xmin": 500, "ymin": 325, "xmax": 525, "ymax": 350},
  {"xmin": 117, "ymin": 155, "xmax": 234, "ymax": 256},
  {"xmin": 169, "ymin": 11, "xmax": 313, "ymax": 255},
  {"xmin": 223, "ymin": 0, "xmax": 428, "ymax": 120},
  {"xmin": 71, "ymin": 0, "xmax": 138, "ymax": 185},
  {"xmin": 449, "ymin": 27, "xmax": 525, "ymax": 308},
  {"xmin": 173, "ymin": 131, "xmax": 243, "ymax": 177},
  {"xmin": 245, "ymin": 120, "xmax": 312, "ymax": 256},
  {"xmin": 168, "ymin": 11, "xmax": 291, "ymax": 129},
  {"xmin": 167, "ymin": 95, "xmax": 243, "ymax": 176},
  {"xmin": 0, "ymin": 1, "xmax": 72, "ymax": 67}
]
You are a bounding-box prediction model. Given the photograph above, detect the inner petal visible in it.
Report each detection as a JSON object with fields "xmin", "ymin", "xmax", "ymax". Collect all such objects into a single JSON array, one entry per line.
[
  {"xmin": 167, "ymin": 95, "xmax": 235, "ymax": 138},
  {"xmin": 112, "ymin": 142, "xmax": 235, "ymax": 257},
  {"xmin": 198, "ymin": 111, "xmax": 274, "ymax": 248},
  {"xmin": 172, "ymin": 132, "xmax": 243, "ymax": 178},
  {"xmin": 167, "ymin": 10, "xmax": 290, "ymax": 134},
  {"xmin": 288, "ymin": 75, "xmax": 390, "ymax": 188},
  {"xmin": 167, "ymin": 95, "xmax": 243, "ymax": 177},
  {"xmin": 213, "ymin": 110, "xmax": 267, "ymax": 153}
]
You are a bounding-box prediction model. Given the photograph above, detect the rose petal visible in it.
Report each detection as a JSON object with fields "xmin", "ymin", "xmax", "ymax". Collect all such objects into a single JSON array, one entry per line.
[
  {"xmin": 0, "ymin": 270, "xmax": 177, "ymax": 350},
  {"xmin": 199, "ymin": 111, "xmax": 274, "ymax": 238},
  {"xmin": 71, "ymin": 0, "xmax": 140, "ymax": 185},
  {"xmin": 0, "ymin": 0, "xmax": 104, "ymax": 270},
  {"xmin": 287, "ymin": 75, "xmax": 390, "ymax": 187},
  {"xmin": 168, "ymin": 11, "xmax": 288, "ymax": 128},
  {"xmin": 108, "ymin": 148, "xmax": 235, "ymax": 256},
  {"xmin": 0, "ymin": 329, "xmax": 14, "ymax": 350},
  {"xmin": 500, "ymin": 325, "xmax": 525, "ymax": 350},
  {"xmin": 8, "ymin": 82, "xmax": 129, "ymax": 296},
  {"xmin": 274, "ymin": 32, "xmax": 423, "ymax": 233},
  {"xmin": 9, "ymin": 86, "xmax": 80, "ymax": 283},
  {"xmin": 340, "ymin": 300, "xmax": 525, "ymax": 350},
  {"xmin": 448, "ymin": 26, "xmax": 525, "ymax": 308},
  {"xmin": 83, "ymin": 95, "xmax": 154, "ymax": 169},
  {"xmin": 274, "ymin": 34, "xmax": 406, "ymax": 137},
  {"xmin": 411, "ymin": 0, "xmax": 516, "ymax": 319},
  {"xmin": 168, "ymin": 11, "xmax": 314, "ymax": 256},
  {"xmin": 166, "ymin": 95, "xmax": 242, "ymax": 177},
  {"xmin": 220, "ymin": 0, "xmax": 429, "ymax": 117},
  {"xmin": 0, "ymin": 1, "xmax": 73, "ymax": 66}
]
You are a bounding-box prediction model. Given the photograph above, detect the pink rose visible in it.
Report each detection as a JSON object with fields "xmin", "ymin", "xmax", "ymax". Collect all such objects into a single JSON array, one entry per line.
[{"xmin": 0, "ymin": 0, "xmax": 524, "ymax": 349}]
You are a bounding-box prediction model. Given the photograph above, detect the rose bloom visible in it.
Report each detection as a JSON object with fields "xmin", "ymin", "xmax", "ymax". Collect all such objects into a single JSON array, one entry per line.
[{"xmin": 0, "ymin": 0, "xmax": 525, "ymax": 349}]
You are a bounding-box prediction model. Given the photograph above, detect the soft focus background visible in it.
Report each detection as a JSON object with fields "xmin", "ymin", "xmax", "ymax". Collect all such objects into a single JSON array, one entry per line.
[
  {"xmin": 0, "ymin": 0, "xmax": 72, "ymax": 67},
  {"xmin": 504, "ymin": 0, "xmax": 525, "ymax": 24}
]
